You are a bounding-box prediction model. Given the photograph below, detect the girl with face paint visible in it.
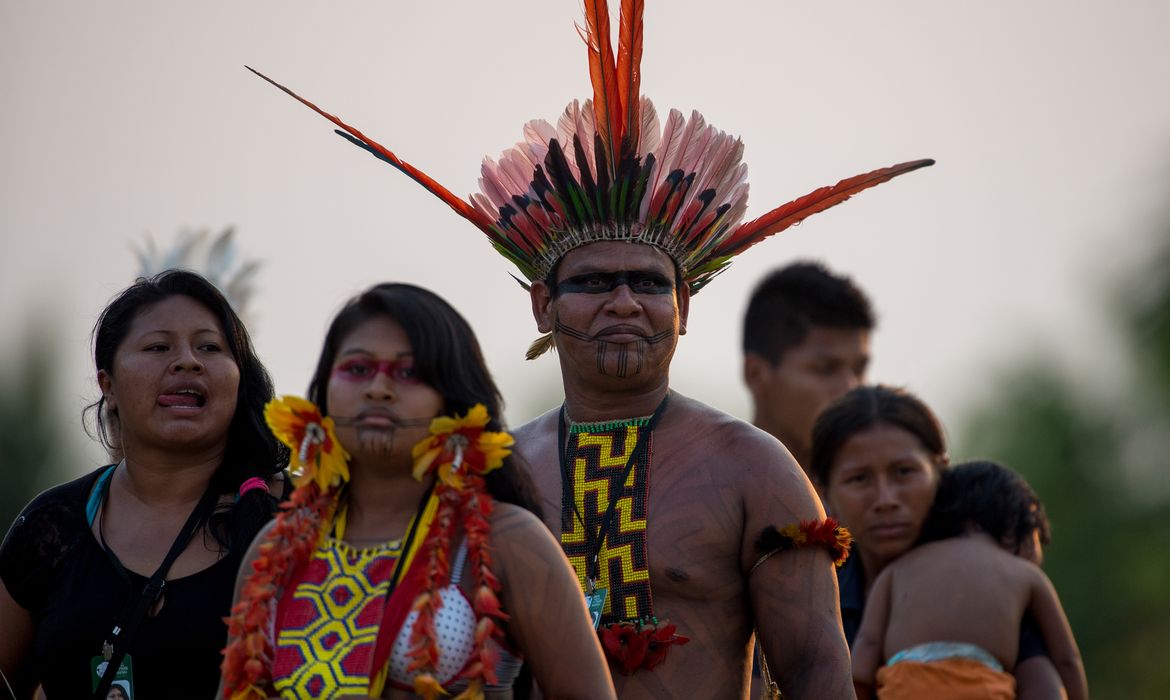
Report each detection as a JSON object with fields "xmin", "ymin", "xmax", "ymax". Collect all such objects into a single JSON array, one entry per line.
[{"xmin": 220, "ymin": 283, "xmax": 614, "ymax": 700}]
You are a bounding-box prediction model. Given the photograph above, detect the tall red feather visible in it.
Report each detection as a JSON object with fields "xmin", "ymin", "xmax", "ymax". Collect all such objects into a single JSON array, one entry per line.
[
  {"xmin": 246, "ymin": 66, "xmax": 495, "ymax": 234},
  {"xmin": 616, "ymin": 0, "xmax": 644, "ymax": 151},
  {"xmin": 582, "ymin": 0, "xmax": 622, "ymax": 170},
  {"xmin": 715, "ymin": 159, "xmax": 935, "ymax": 256}
]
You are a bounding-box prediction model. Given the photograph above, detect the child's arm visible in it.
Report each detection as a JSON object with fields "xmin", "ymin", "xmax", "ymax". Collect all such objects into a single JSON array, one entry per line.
[
  {"xmin": 1029, "ymin": 569, "xmax": 1088, "ymax": 700},
  {"xmin": 852, "ymin": 567, "xmax": 894, "ymax": 699}
]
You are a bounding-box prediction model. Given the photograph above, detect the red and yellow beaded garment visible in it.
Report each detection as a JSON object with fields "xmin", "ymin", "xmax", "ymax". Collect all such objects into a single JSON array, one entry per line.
[{"xmin": 271, "ymin": 536, "xmax": 404, "ymax": 697}]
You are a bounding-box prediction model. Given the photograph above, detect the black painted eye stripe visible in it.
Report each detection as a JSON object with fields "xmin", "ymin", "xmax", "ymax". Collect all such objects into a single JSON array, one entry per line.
[{"xmin": 557, "ymin": 271, "xmax": 673, "ymax": 295}]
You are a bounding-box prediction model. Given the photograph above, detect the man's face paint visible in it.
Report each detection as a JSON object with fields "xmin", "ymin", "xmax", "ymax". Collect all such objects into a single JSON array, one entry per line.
[
  {"xmin": 554, "ymin": 268, "xmax": 676, "ymax": 378},
  {"xmin": 555, "ymin": 270, "xmax": 676, "ymax": 297},
  {"xmin": 554, "ymin": 320, "xmax": 672, "ymax": 377}
]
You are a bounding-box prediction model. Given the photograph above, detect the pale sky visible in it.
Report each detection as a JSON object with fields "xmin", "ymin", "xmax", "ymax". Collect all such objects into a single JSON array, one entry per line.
[{"xmin": 3, "ymin": 0, "xmax": 1169, "ymax": 470}]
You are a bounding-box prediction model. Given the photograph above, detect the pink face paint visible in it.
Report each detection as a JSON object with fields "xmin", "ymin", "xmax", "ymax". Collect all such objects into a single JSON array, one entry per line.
[{"xmin": 332, "ymin": 357, "xmax": 422, "ymax": 384}]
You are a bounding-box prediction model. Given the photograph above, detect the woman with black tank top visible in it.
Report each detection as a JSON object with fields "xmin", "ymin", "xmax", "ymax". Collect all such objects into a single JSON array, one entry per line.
[{"xmin": 0, "ymin": 270, "xmax": 287, "ymax": 699}]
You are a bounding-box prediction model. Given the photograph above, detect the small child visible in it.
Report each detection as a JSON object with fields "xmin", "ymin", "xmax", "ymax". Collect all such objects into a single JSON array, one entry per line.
[{"xmin": 851, "ymin": 460, "xmax": 1088, "ymax": 700}]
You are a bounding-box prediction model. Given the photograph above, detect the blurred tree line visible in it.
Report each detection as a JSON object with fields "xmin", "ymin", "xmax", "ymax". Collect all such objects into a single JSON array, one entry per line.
[
  {"xmin": 0, "ymin": 324, "xmax": 78, "ymax": 531},
  {"xmin": 958, "ymin": 236, "xmax": 1170, "ymax": 697}
]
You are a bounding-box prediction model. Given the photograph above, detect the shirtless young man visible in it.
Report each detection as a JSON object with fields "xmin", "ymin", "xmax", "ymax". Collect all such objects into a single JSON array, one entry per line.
[
  {"xmin": 742, "ymin": 262, "xmax": 874, "ymax": 474},
  {"xmin": 514, "ymin": 241, "xmax": 853, "ymax": 698}
]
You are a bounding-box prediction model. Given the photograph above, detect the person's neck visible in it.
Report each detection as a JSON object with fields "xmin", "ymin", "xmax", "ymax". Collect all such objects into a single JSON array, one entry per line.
[
  {"xmin": 120, "ymin": 449, "xmax": 223, "ymax": 506},
  {"xmin": 344, "ymin": 459, "xmax": 434, "ymax": 542},
  {"xmin": 562, "ymin": 374, "xmax": 671, "ymax": 424}
]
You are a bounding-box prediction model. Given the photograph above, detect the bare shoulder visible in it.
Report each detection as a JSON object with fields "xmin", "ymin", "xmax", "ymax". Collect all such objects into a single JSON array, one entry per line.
[
  {"xmin": 882, "ymin": 538, "xmax": 959, "ymax": 578},
  {"xmin": 666, "ymin": 392, "xmax": 793, "ymax": 465},
  {"xmin": 1013, "ymin": 554, "xmax": 1052, "ymax": 590},
  {"xmin": 512, "ymin": 406, "xmax": 560, "ymax": 448},
  {"xmin": 510, "ymin": 407, "xmax": 563, "ymax": 530},
  {"xmin": 666, "ymin": 394, "xmax": 824, "ymax": 562},
  {"xmin": 977, "ymin": 539, "xmax": 1044, "ymax": 587},
  {"xmin": 674, "ymin": 394, "xmax": 815, "ymax": 505},
  {"xmin": 487, "ymin": 502, "xmax": 563, "ymax": 562},
  {"xmin": 489, "ymin": 501, "xmax": 550, "ymax": 538},
  {"xmin": 487, "ymin": 501, "xmax": 565, "ymax": 584}
]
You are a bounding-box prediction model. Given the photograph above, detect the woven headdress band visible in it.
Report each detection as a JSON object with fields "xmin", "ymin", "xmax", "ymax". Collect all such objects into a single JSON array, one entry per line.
[{"xmin": 249, "ymin": 3, "xmax": 931, "ymax": 292}]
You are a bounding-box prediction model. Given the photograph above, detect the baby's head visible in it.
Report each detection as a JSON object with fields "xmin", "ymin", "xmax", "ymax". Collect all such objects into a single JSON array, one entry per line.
[{"xmin": 921, "ymin": 460, "xmax": 1051, "ymax": 564}]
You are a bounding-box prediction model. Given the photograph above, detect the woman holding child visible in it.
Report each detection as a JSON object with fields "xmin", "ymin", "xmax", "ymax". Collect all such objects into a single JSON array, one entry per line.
[
  {"xmin": 810, "ymin": 385, "xmax": 1073, "ymax": 699},
  {"xmin": 848, "ymin": 460, "xmax": 1086, "ymax": 699}
]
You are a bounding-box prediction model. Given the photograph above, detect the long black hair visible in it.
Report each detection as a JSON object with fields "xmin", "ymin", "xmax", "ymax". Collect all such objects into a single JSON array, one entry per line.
[
  {"xmin": 810, "ymin": 384, "xmax": 949, "ymax": 491},
  {"xmin": 85, "ymin": 269, "xmax": 287, "ymax": 552},
  {"xmin": 307, "ymin": 283, "xmax": 541, "ymax": 517}
]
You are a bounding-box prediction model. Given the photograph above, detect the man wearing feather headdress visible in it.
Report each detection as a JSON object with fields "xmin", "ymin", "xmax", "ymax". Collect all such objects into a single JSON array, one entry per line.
[
  {"xmin": 251, "ymin": 1, "xmax": 931, "ymax": 696},
  {"xmin": 514, "ymin": 241, "xmax": 857, "ymax": 698}
]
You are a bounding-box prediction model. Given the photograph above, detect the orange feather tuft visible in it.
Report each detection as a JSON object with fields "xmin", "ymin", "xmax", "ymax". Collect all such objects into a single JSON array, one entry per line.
[
  {"xmin": 616, "ymin": 0, "xmax": 644, "ymax": 151},
  {"xmin": 580, "ymin": 0, "xmax": 623, "ymax": 169}
]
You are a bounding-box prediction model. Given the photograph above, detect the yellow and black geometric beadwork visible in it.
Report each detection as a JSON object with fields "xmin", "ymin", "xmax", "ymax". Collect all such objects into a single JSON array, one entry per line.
[{"xmin": 561, "ymin": 419, "xmax": 654, "ymax": 624}]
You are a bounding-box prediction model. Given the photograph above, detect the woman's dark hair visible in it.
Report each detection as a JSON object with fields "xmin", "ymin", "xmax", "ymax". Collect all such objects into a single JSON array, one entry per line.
[
  {"xmin": 307, "ymin": 283, "xmax": 541, "ymax": 517},
  {"xmin": 920, "ymin": 460, "xmax": 1051, "ymax": 550},
  {"xmin": 85, "ymin": 269, "xmax": 287, "ymax": 552},
  {"xmin": 810, "ymin": 385, "xmax": 948, "ymax": 491}
]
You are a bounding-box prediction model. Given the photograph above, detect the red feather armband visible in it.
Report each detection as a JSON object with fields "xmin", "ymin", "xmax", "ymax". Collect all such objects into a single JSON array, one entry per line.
[{"xmin": 750, "ymin": 518, "xmax": 852, "ymax": 576}]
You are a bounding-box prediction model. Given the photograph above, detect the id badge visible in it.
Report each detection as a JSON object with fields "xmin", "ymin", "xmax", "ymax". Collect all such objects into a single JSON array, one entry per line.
[
  {"xmin": 91, "ymin": 653, "xmax": 135, "ymax": 699},
  {"xmin": 585, "ymin": 587, "xmax": 608, "ymax": 629}
]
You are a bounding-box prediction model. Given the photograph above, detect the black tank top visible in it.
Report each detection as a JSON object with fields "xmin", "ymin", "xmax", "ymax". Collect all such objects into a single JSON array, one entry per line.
[{"xmin": 0, "ymin": 466, "xmax": 240, "ymax": 699}]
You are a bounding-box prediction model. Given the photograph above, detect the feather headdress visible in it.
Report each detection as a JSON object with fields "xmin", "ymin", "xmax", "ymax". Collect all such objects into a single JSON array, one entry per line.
[{"xmin": 250, "ymin": 2, "xmax": 931, "ymax": 293}]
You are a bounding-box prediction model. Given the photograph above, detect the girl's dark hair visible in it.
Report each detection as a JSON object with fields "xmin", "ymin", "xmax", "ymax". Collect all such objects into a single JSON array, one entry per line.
[
  {"xmin": 810, "ymin": 385, "xmax": 949, "ymax": 491},
  {"xmin": 307, "ymin": 283, "xmax": 541, "ymax": 516},
  {"xmin": 920, "ymin": 460, "xmax": 1052, "ymax": 550},
  {"xmin": 85, "ymin": 269, "xmax": 286, "ymax": 552}
]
